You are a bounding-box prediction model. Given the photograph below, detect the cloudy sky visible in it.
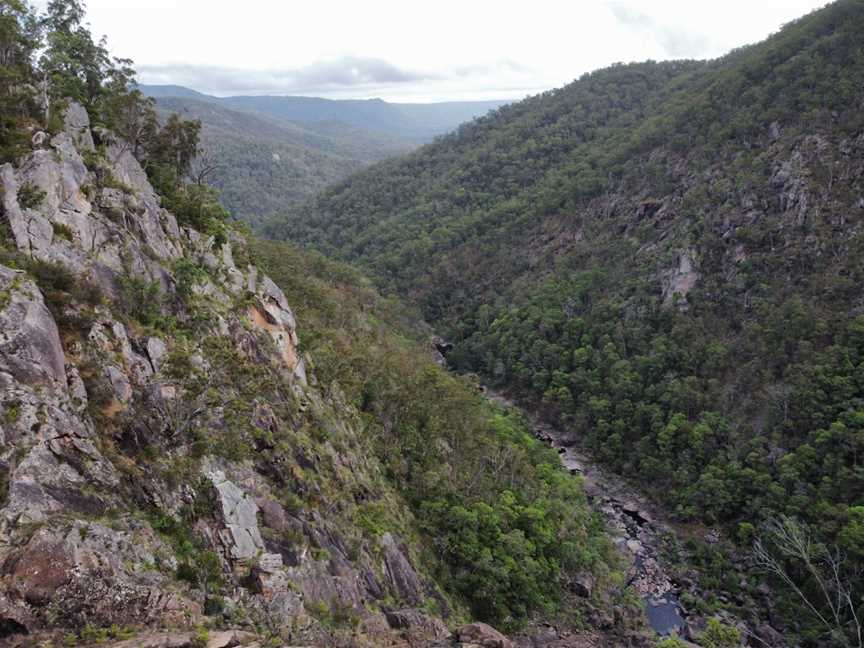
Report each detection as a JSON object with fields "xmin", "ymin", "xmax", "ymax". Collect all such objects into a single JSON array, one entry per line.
[{"xmin": 54, "ymin": 0, "xmax": 829, "ymax": 102}]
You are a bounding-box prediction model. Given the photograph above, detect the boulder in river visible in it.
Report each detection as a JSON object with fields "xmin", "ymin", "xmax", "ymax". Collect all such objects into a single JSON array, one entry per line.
[
  {"xmin": 621, "ymin": 502, "xmax": 653, "ymax": 525},
  {"xmin": 571, "ymin": 573, "xmax": 595, "ymax": 598},
  {"xmin": 456, "ymin": 622, "xmax": 514, "ymax": 647}
]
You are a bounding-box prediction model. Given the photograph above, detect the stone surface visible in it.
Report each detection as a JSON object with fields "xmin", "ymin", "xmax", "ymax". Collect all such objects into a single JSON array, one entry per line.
[
  {"xmin": 385, "ymin": 608, "xmax": 450, "ymax": 643},
  {"xmin": 2, "ymin": 519, "xmax": 198, "ymax": 630},
  {"xmin": 206, "ymin": 630, "xmax": 259, "ymax": 648},
  {"xmin": 63, "ymin": 101, "xmax": 95, "ymax": 151},
  {"xmin": 571, "ymin": 573, "xmax": 595, "ymax": 598},
  {"xmin": 147, "ymin": 336, "xmax": 168, "ymax": 372},
  {"xmin": 662, "ymin": 250, "xmax": 699, "ymax": 308},
  {"xmin": 0, "ymin": 95, "xmax": 461, "ymax": 648},
  {"xmin": 104, "ymin": 632, "xmax": 194, "ymax": 648},
  {"xmin": 0, "ymin": 265, "xmax": 67, "ymax": 387},
  {"xmin": 204, "ymin": 465, "xmax": 265, "ymax": 561},
  {"xmin": 380, "ymin": 532, "xmax": 425, "ymax": 604},
  {"xmin": 754, "ymin": 622, "xmax": 785, "ymax": 646},
  {"xmin": 457, "ymin": 622, "xmax": 515, "ymax": 648}
]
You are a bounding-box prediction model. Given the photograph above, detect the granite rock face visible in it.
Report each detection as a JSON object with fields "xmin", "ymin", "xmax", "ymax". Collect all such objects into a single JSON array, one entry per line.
[
  {"xmin": 0, "ymin": 265, "xmax": 66, "ymax": 388},
  {"xmin": 0, "ymin": 103, "xmax": 182, "ymax": 299},
  {"xmin": 0, "ymin": 101, "xmax": 464, "ymax": 647},
  {"xmin": 204, "ymin": 464, "xmax": 265, "ymax": 561}
]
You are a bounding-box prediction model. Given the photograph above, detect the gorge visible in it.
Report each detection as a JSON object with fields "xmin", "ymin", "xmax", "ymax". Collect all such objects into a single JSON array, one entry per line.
[{"xmin": 2, "ymin": 1, "xmax": 864, "ymax": 647}]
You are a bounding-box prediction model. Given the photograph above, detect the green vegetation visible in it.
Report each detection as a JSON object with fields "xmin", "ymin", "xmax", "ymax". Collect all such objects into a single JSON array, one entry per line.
[
  {"xmin": 150, "ymin": 511, "xmax": 224, "ymax": 600},
  {"xmin": 115, "ymin": 271, "xmax": 164, "ymax": 328},
  {"xmin": 0, "ymin": 0, "xmax": 40, "ymax": 162},
  {"xmin": 270, "ymin": 2, "xmax": 864, "ymax": 644},
  {"xmin": 252, "ymin": 238, "xmax": 615, "ymax": 630},
  {"xmin": 150, "ymin": 95, "xmax": 413, "ymax": 229},
  {"xmin": 52, "ymin": 221, "xmax": 74, "ymax": 241},
  {"xmin": 700, "ymin": 618, "xmax": 741, "ymax": 648},
  {"xmin": 0, "ymin": 252, "xmax": 104, "ymax": 333},
  {"xmin": 78, "ymin": 623, "xmax": 136, "ymax": 644},
  {"xmin": 17, "ymin": 182, "xmax": 46, "ymax": 209},
  {"xmin": 1, "ymin": 0, "xmax": 228, "ymax": 242},
  {"xmin": 655, "ymin": 638, "xmax": 686, "ymax": 648}
]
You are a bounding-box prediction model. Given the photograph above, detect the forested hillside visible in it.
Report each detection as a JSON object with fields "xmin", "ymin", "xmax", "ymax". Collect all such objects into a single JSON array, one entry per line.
[
  {"xmin": 151, "ymin": 96, "xmax": 412, "ymax": 227},
  {"xmin": 0, "ymin": 2, "xmax": 630, "ymax": 646},
  {"xmin": 142, "ymin": 89, "xmax": 508, "ymax": 228},
  {"xmin": 274, "ymin": 2, "xmax": 864, "ymax": 645},
  {"xmin": 140, "ymin": 86, "xmax": 509, "ymax": 141}
]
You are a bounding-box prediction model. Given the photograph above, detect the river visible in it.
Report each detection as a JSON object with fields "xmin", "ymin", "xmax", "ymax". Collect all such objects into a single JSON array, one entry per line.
[{"xmin": 486, "ymin": 389, "xmax": 686, "ymax": 637}]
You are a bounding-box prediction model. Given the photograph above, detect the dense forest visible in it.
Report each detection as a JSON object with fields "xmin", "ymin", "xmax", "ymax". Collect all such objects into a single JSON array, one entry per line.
[
  {"xmin": 272, "ymin": 1, "xmax": 864, "ymax": 645},
  {"xmin": 150, "ymin": 96, "xmax": 412, "ymax": 228},
  {"xmin": 142, "ymin": 89, "xmax": 507, "ymax": 228}
]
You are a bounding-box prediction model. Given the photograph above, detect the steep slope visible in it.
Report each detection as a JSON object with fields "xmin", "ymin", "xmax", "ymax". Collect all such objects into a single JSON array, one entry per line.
[
  {"xmin": 0, "ymin": 103, "xmax": 625, "ymax": 647},
  {"xmin": 274, "ymin": 2, "xmax": 864, "ymax": 645},
  {"xmin": 268, "ymin": 57, "xmax": 707, "ymax": 298},
  {"xmin": 152, "ymin": 96, "xmax": 411, "ymax": 228}
]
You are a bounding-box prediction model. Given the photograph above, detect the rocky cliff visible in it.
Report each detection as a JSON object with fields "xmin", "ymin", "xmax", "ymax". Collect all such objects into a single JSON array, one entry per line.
[{"xmin": 0, "ymin": 103, "xmax": 477, "ymax": 647}]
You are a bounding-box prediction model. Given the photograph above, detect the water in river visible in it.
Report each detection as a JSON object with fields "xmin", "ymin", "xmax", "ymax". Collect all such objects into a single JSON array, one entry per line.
[
  {"xmin": 646, "ymin": 592, "xmax": 686, "ymax": 636},
  {"xmin": 543, "ymin": 423, "xmax": 688, "ymax": 636},
  {"xmin": 482, "ymin": 387, "xmax": 688, "ymax": 636}
]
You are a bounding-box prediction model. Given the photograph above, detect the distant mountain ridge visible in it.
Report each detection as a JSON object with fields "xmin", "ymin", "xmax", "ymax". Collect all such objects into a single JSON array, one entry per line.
[
  {"xmin": 149, "ymin": 95, "xmax": 409, "ymax": 228},
  {"xmin": 140, "ymin": 84, "xmax": 511, "ymax": 141},
  {"xmin": 140, "ymin": 85, "xmax": 510, "ymax": 227}
]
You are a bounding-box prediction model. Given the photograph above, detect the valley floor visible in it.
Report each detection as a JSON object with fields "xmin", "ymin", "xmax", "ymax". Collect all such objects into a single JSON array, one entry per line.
[{"xmin": 483, "ymin": 388, "xmax": 778, "ymax": 647}]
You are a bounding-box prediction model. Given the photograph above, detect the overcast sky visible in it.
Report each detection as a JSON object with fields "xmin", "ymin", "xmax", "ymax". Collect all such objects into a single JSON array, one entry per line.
[{"xmin": 48, "ymin": 0, "xmax": 830, "ymax": 102}]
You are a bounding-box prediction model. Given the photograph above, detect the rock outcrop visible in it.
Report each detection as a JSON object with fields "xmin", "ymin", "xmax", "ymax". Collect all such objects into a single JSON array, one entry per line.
[{"xmin": 0, "ymin": 102, "xmax": 468, "ymax": 647}]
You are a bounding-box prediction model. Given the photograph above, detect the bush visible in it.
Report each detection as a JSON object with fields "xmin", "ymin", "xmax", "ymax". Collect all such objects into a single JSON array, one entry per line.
[
  {"xmin": 21, "ymin": 258, "xmax": 103, "ymax": 332},
  {"xmin": 0, "ymin": 117, "xmax": 31, "ymax": 164},
  {"xmin": 203, "ymin": 595, "xmax": 225, "ymax": 616},
  {"xmin": 146, "ymin": 163, "xmax": 229, "ymax": 247},
  {"xmin": 656, "ymin": 637, "xmax": 687, "ymax": 648},
  {"xmin": 17, "ymin": 182, "xmax": 46, "ymax": 209},
  {"xmin": 52, "ymin": 221, "xmax": 75, "ymax": 241},
  {"xmin": 116, "ymin": 272, "xmax": 164, "ymax": 328},
  {"xmin": 700, "ymin": 618, "xmax": 742, "ymax": 648}
]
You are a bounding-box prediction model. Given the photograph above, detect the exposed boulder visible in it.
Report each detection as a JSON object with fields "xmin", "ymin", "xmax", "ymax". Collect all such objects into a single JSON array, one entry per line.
[
  {"xmin": 146, "ymin": 336, "xmax": 168, "ymax": 372},
  {"xmin": 385, "ymin": 607, "xmax": 450, "ymax": 642},
  {"xmin": 31, "ymin": 131, "xmax": 47, "ymax": 148},
  {"xmin": 0, "ymin": 265, "xmax": 66, "ymax": 387},
  {"xmin": 62, "ymin": 102, "xmax": 95, "ymax": 152},
  {"xmin": 571, "ymin": 573, "xmax": 595, "ymax": 598},
  {"xmin": 754, "ymin": 622, "xmax": 785, "ymax": 646},
  {"xmin": 661, "ymin": 250, "xmax": 699, "ymax": 308},
  {"xmin": 203, "ymin": 464, "xmax": 265, "ymax": 562},
  {"xmin": 456, "ymin": 622, "xmax": 515, "ymax": 648},
  {"xmin": 380, "ymin": 532, "xmax": 425, "ymax": 604},
  {"xmin": 203, "ymin": 629, "xmax": 259, "ymax": 648}
]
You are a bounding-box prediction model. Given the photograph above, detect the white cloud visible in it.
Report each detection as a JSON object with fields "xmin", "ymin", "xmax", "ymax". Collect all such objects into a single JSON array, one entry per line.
[{"xmin": 62, "ymin": 0, "xmax": 831, "ymax": 101}]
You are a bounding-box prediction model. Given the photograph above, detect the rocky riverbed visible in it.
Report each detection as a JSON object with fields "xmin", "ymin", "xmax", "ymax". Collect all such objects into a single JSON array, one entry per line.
[
  {"xmin": 483, "ymin": 388, "xmax": 687, "ymax": 637},
  {"xmin": 482, "ymin": 386, "xmax": 792, "ymax": 647},
  {"xmin": 535, "ymin": 422, "xmax": 686, "ymax": 637}
]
